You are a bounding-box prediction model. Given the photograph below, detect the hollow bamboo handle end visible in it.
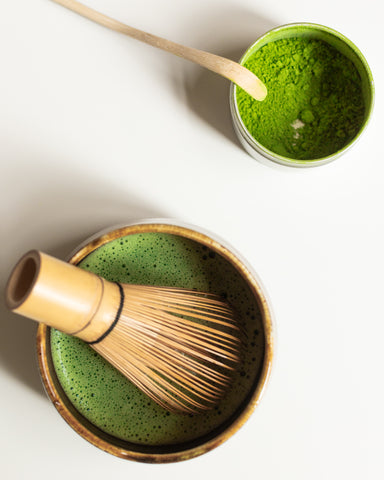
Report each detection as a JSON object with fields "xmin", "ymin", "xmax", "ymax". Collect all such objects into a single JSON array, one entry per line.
[{"xmin": 5, "ymin": 250, "xmax": 117, "ymax": 342}]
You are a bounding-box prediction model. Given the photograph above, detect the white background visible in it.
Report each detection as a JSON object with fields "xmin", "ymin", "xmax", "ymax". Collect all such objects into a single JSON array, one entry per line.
[{"xmin": 1, "ymin": 0, "xmax": 383, "ymax": 478}]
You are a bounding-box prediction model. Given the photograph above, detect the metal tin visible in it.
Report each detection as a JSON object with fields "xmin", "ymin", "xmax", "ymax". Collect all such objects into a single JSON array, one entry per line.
[
  {"xmin": 230, "ymin": 23, "xmax": 375, "ymax": 167},
  {"xmin": 36, "ymin": 219, "xmax": 274, "ymax": 463}
]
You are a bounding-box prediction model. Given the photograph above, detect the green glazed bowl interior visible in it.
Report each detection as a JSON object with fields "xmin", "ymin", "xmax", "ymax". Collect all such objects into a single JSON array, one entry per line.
[
  {"xmin": 230, "ymin": 23, "xmax": 374, "ymax": 167},
  {"xmin": 37, "ymin": 222, "xmax": 274, "ymax": 463}
]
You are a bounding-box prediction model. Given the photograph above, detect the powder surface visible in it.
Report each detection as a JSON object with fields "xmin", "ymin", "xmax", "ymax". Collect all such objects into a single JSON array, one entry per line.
[
  {"xmin": 236, "ymin": 37, "xmax": 365, "ymax": 160},
  {"xmin": 51, "ymin": 232, "xmax": 265, "ymax": 446}
]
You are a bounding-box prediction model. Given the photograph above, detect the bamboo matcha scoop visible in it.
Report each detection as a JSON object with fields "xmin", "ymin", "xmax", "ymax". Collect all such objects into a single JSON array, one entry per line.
[{"xmin": 51, "ymin": 0, "xmax": 267, "ymax": 101}]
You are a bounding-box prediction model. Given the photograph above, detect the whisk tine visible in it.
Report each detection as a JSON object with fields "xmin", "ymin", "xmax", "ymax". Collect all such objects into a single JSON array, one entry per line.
[
  {"xmin": 97, "ymin": 339, "xmax": 222, "ymax": 412},
  {"xmin": 125, "ymin": 288, "xmax": 240, "ymax": 336},
  {"xmin": 127, "ymin": 286, "xmax": 238, "ymax": 323},
  {"xmin": 103, "ymin": 348, "xmax": 206, "ymax": 413},
  {"xmin": 114, "ymin": 323, "xmax": 233, "ymax": 386},
  {"xmin": 123, "ymin": 309, "xmax": 241, "ymax": 366},
  {"xmin": 124, "ymin": 306, "xmax": 241, "ymax": 354}
]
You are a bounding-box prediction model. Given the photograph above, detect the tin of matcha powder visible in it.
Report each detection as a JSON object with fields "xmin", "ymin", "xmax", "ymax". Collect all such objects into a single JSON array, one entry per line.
[{"xmin": 236, "ymin": 37, "xmax": 365, "ymax": 160}]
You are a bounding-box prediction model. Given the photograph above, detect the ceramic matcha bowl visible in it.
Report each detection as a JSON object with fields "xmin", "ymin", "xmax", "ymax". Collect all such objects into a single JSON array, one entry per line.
[
  {"xmin": 37, "ymin": 221, "xmax": 274, "ymax": 463},
  {"xmin": 230, "ymin": 23, "xmax": 374, "ymax": 167}
]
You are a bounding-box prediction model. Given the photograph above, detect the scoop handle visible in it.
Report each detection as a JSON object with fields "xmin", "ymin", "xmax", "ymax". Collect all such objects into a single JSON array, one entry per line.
[
  {"xmin": 51, "ymin": 0, "xmax": 267, "ymax": 101},
  {"xmin": 5, "ymin": 251, "xmax": 120, "ymax": 342}
]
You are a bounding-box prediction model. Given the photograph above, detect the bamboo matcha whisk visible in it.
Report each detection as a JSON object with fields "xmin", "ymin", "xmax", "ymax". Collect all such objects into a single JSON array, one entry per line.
[{"xmin": 5, "ymin": 250, "xmax": 242, "ymax": 414}]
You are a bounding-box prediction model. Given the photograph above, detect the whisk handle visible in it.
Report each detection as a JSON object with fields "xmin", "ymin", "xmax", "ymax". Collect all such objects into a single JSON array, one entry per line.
[{"xmin": 5, "ymin": 250, "xmax": 120, "ymax": 342}]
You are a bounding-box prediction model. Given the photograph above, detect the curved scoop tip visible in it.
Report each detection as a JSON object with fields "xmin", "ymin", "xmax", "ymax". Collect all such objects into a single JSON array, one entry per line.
[
  {"xmin": 248, "ymin": 79, "xmax": 267, "ymax": 102},
  {"xmin": 234, "ymin": 67, "xmax": 267, "ymax": 102}
]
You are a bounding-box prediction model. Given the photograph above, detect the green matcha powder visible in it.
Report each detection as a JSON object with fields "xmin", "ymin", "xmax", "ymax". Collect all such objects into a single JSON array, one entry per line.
[{"xmin": 236, "ymin": 37, "xmax": 365, "ymax": 160}]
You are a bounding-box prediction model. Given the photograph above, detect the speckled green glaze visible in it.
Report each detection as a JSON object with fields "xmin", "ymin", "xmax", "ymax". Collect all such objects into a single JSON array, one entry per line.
[{"xmin": 50, "ymin": 232, "xmax": 265, "ymax": 446}]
